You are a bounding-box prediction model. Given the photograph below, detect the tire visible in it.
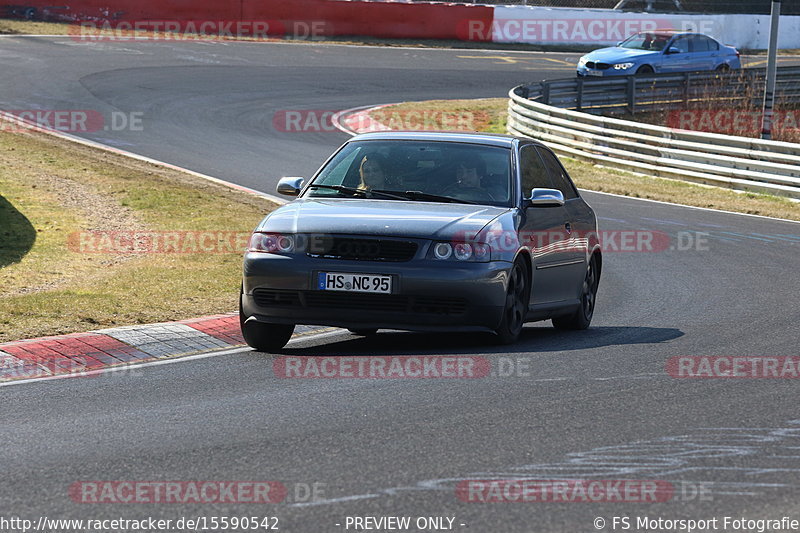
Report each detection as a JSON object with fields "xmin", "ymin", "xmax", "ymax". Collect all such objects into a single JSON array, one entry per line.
[
  {"xmin": 493, "ymin": 259, "xmax": 530, "ymax": 345},
  {"xmin": 553, "ymin": 254, "xmax": 599, "ymax": 331},
  {"xmin": 348, "ymin": 328, "xmax": 378, "ymax": 336},
  {"xmin": 716, "ymin": 64, "xmax": 730, "ymax": 72},
  {"xmin": 23, "ymin": 7, "xmax": 37, "ymax": 20},
  {"xmin": 636, "ymin": 65, "xmax": 654, "ymax": 74},
  {"xmin": 239, "ymin": 288, "xmax": 294, "ymax": 352}
]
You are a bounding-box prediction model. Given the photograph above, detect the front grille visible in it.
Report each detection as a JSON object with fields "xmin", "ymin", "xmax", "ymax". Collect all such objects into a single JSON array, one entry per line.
[
  {"xmin": 253, "ymin": 289, "xmax": 301, "ymax": 308},
  {"xmin": 252, "ymin": 289, "xmax": 466, "ymax": 316},
  {"xmin": 307, "ymin": 235, "xmax": 418, "ymax": 262},
  {"xmin": 585, "ymin": 61, "xmax": 611, "ymax": 70},
  {"xmin": 412, "ymin": 296, "xmax": 468, "ymax": 316}
]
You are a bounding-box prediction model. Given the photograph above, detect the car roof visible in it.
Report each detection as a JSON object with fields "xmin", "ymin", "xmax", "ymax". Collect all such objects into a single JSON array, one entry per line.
[
  {"xmin": 350, "ymin": 131, "xmax": 526, "ymax": 148},
  {"xmin": 635, "ymin": 30, "xmax": 715, "ymax": 39}
]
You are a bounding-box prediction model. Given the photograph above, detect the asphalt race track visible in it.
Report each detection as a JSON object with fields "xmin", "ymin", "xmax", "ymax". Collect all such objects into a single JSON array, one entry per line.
[{"xmin": 1, "ymin": 37, "xmax": 799, "ymax": 532}]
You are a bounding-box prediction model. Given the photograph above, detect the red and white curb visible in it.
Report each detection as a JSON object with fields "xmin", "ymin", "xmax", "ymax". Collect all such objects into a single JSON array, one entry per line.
[
  {"xmin": 332, "ymin": 104, "xmax": 395, "ymax": 136},
  {"xmin": 0, "ymin": 316, "xmax": 326, "ymax": 383}
]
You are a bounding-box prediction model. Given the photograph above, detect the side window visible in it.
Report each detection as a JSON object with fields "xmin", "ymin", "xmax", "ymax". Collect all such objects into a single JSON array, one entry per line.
[
  {"xmin": 690, "ymin": 36, "xmax": 710, "ymax": 53},
  {"xmin": 672, "ymin": 36, "xmax": 690, "ymax": 54},
  {"xmin": 536, "ymin": 147, "xmax": 578, "ymax": 200},
  {"xmin": 519, "ymin": 145, "xmax": 552, "ymax": 196}
]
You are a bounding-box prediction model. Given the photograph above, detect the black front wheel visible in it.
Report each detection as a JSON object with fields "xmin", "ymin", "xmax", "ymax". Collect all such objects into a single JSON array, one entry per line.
[
  {"xmin": 493, "ymin": 259, "xmax": 530, "ymax": 345},
  {"xmin": 636, "ymin": 65, "xmax": 654, "ymax": 74},
  {"xmin": 239, "ymin": 288, "xmax": 294, "ymax": 352},
  {"xmin": 553, "ymin": 254, "xmax": 599, "ymax": 330}
]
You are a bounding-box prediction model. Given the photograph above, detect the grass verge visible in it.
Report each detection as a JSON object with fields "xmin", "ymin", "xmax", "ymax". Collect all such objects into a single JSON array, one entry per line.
[
  {"xmin": 0, "ymin": 129, "xmax": 276, "ymax": 342},
  {"xmin": 369, "ymin": 98, "xmax": 799, "ymax": 221}
]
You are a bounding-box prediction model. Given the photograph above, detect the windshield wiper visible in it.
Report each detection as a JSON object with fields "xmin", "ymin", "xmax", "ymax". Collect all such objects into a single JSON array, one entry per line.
[
  {"xmin": 306, "ymin": 184, "xmax": 406, "ymax": 200},
  {"xmin": 373, "ymin": 190, "xmax": 476, "ymax": 205}
]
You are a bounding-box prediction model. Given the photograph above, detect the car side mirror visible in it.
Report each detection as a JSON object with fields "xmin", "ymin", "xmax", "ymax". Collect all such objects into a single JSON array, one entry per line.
[
  {"xmin": 276, "ymin": 177, "xmax": 304, "ymax": 196},
  {"xmin": 524, "ymin": 188, "xmax": 565, "ymax": 208},
  {"xmin": 616, "ymin": 41, "xmax": 623, "ymax": 47},
  {"xmin": 666, "ymin": 47, "xmax": 681, "ymax": 54}
]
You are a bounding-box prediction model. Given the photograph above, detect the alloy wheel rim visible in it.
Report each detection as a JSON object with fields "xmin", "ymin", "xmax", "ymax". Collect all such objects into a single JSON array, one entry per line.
[
  {"xmin": 582, "ymin": 259, "xmax": 597, "ymax": 320},
  {"xmin": 505, "ymin": 264, "xmax": 526, "ymax": 333}
]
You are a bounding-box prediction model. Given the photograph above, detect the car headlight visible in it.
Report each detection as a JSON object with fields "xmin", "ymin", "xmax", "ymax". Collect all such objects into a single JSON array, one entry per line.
[
  {"xmin": 613, "ymin": 62, "xmax": 635, "ymax": 70},
  {"xmin": 578, "ymin": 57, "xmax": 588, "ymax": 67},
  {"xmin": 430, "ymin": 242, "xmax": 491, "ymax": 262},
  {"xmin": 248, "ymin": 232, "xmax": 299, "ymax": 254}
]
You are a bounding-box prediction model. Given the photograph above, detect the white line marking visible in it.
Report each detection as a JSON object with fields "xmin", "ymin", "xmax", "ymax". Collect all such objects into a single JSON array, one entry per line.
[
  {"xmin": 581, "ymin": 189, "xmax": 800, "ymax": 225},
  {"xmin": 0, "ymin": 329, "xmax": 347, "ymax": 389}
]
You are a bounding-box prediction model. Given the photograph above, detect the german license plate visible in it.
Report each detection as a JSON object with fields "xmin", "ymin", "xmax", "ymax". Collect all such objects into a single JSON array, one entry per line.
[
  {"xmin": 318, "ymin": 272, "xmax": 392, "ymax": 293},
  {"xmin": 587, "ymin": 69, "xmax": 603, "ymax": 77}
]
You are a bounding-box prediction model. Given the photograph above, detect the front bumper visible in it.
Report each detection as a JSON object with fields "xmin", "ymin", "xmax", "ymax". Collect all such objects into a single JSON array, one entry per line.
[{"xmin": 242, "ymin": 252, "xmax": 512, "ymax": 332}]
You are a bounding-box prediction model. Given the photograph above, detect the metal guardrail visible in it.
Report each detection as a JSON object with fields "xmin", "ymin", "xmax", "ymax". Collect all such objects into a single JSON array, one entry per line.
[
  {"xmin": 524, "ymin": 67, "xmax": 800, "ymax": 115},
  {"xmin": 508, "ymin": 68, "xmax": 800, "ymax": 199}
]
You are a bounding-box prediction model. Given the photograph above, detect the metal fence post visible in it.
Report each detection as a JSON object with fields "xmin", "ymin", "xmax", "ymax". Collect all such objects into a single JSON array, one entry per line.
[
  {"xmin": 627, "ymin": 76, "xmax": 636, "ymax": 115},
  {"xmin": 684, "ymin": 72, "xmax": 691, "ymax": 106},
  {"xmin": 576, "ymin": 78, "xmax": 584, "ymax": 111}
]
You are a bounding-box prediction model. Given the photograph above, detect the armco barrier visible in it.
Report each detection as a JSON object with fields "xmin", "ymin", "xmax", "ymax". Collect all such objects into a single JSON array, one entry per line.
[
  {"xmin": 507, "ymin": 71, "xmax": 800, "ymax": 199},
  {"xmin": 532, "ymin": 67, "xmax": 800, "ymax": 116}
]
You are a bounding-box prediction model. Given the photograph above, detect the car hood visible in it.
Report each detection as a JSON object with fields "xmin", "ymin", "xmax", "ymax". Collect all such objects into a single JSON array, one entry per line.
[
  {"xmin": 584, "ymin": 47, "xmax": 659, "ymax": 63},
  {"xmin": 257, "ymin": 198, "xmax": 511, "ymax": 239}
]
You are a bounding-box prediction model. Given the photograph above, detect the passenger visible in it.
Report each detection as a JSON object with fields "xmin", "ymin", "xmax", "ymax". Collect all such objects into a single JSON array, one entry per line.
[{"xmin": 357, "ymin": 154, "xmax": 388, "ymax": 192}]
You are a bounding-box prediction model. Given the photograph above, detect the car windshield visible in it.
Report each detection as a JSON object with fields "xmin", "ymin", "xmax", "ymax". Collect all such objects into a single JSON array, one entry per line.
[
  {"xmin": 619, "ymin": 32, "xmax": 671, "ymax": 51},
  {"xmin": 305, "ymin": 140, "xmax": 513, "ymax": 207}
]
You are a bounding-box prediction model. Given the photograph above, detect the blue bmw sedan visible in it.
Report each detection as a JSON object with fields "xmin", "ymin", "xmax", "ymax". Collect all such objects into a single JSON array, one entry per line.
[
  {"xmin": 577, "ymin": 31, "xmax": 741, "ymax": 77},
  {"xmin": 240, "ymin": 132, "xmax": 602, "ymax": 352}
]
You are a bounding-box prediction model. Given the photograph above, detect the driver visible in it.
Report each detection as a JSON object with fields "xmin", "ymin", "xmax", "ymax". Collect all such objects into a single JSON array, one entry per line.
[{"xmin": 441, "ymin": 154, "xmax": 494, "ymax": 202}]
